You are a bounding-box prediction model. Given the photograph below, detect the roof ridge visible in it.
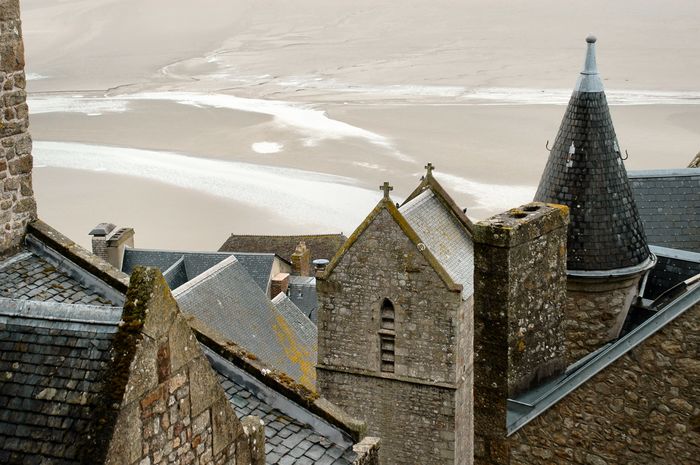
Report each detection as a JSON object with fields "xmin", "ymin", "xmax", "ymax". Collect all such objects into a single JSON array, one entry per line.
[
  {"xmin": 0, "ymin": 297, "xmax": 122, "ymax": 330},
  {"xmin": 172, "ymin": 255, "xmax": 239, "ymax": 297}
]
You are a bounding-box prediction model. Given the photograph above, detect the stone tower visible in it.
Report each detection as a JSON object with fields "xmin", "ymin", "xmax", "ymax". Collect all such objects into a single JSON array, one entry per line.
[
  {"xmin": 317, "ymin": 170, "xmax": 474, "ymax": 465},
  {"xmin": 0, "ymin": 0, "xmax": 37, "ymax": 255},
  {"xmin": 534, "ymin": 36, "xmax": 655, "ymax": 362}
]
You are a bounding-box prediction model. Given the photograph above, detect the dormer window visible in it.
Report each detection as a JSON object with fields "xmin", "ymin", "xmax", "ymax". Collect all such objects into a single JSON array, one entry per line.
[{"xmin": 379, "ymin": 298, "xmax": 395, "ymax": 373}]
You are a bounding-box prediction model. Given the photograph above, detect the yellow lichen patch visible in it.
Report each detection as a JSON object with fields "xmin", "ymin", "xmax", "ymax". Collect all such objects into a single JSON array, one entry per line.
[{"xmin": 272, "ymin": 314, "xmax": 317, "ymax": 390}]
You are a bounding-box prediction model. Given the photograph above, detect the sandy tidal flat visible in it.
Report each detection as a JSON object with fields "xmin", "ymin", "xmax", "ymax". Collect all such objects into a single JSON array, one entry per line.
[{"xmin": 20, "ymin": 0, "xmax": 700, "ymax": 250}]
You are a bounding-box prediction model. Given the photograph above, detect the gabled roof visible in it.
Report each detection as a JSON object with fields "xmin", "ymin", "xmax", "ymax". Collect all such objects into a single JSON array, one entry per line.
[
  {"xmin": 321, "ymin": 196, "xmax": 462, "ymax": 294},
  {"xmin": 272, "ymin": 292, "xmax": 317, "ymax": 350},
  {"xmin": 628, "ymin": 169, "xmax": 700, "ymax": 253},
  {"xmin": 534, "ymin": 37, "xmax": 651, "ymax": 272},
  {"xmin": 173, "ymin": 256, "xmax": 317, "ymax": 389},
  {"xmin": 400, "ymin": 188, "xmax": 474, "ymax": 298},
  {"xmin": 0, "ymin": 299, "xmax": 122, "ymax": 464},
  {"xmin": 219, "ymin": 234, "xmax": 347, "ymax": 263},
  {"xmin": 122, "ymin": 248, "xmax": 281, "ymax": 294},
  {"xmin": 207, "ymin": 348, "xmax": 358, "ymax": 464},
  {"xmin": 288, "ymin": 275, "xmax": 318, "ymax": 323},
  {"xmin": 401, "ymin": 168, "xmax": 475, "ymax": 236}
]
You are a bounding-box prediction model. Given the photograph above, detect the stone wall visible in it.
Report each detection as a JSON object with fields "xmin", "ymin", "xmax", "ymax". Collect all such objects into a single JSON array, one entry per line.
[
  {"xmin": 102, "ymin": 268, "xmax": 264, "ymax": 465},
  {"xmin": 317, "ymin": 202, "xmax": 471, "ymax": 465},
  {"xmin": 565, "ymin": 274, "xmax": 641, "ymax": 363},
  {"xmin": 317, "ymin": 369, "xmax": 458, "ymax": 465},
  {"xmin": 510, "ymin": 301, "xmax": 700, "ymax": 465},
  {"xmin": 472, "ymin": 203, "xmax": 568, "ymax": 465},
  {"xmin": 0, "ymin": 0, "xmax": 36, "ymax": 255}
]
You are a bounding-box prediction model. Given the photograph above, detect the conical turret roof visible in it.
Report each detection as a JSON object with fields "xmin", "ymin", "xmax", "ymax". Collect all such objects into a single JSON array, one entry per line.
[{"xmin": 535, "ymin": 36, "xmax": 652, "ymax": 273}]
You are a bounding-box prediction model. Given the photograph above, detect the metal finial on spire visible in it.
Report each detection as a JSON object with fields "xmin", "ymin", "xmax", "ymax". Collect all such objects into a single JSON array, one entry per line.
[
  {"xmin": 574, "ymin": 35, "xmax": 604, "ymax": 92},
  {"xmin": 380, "ymin": 182, "xmax": 393, "ymax": 199},
  {"xmin": 424, "ymin": 162, "xmax": 435, "ymax": 177}
]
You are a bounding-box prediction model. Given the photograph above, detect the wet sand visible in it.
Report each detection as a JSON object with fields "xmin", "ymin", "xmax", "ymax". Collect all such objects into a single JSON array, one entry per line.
[{"xmin": 20, "ymin": 0, "xmax": 700, "ymax": 250}]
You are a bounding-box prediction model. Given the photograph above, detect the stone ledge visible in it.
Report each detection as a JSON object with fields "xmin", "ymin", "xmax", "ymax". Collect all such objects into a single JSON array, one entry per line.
[
  {"xmin": 188, "ymin": 315, "xmax": 368, "ymax": 442},
  {"xmin": 27, "ymin": 219, "xmax": 130, "ymax": 293},
  {"xmin": 473, "ymin": 202, "xmax": 569, "ymax": 248},
  {"xmin": 316, "ymin": 364, "xmax": 458, "ymax": 390}
]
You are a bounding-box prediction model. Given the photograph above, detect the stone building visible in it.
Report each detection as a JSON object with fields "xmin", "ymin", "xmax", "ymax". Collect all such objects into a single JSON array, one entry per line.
[
  {"xmin": 316, "ymin": 167, "xmax": 475, "ymax": 465},
  {"xmin": 472, "ymin": 200, "xmax": 700, "ymax": 465},
  {"xmin": 534, "ymin": 36, "xmax": 656, "ymax": 362}
]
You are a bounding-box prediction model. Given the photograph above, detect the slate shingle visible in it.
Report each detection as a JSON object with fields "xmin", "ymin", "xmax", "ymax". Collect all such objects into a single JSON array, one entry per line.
[
  {"xmin": 628, "ymin": 169, "xmax": 700, "ymax": 253},
  {"xmin": 174, "ymin": 257, "xmax": 317, "ymax": 389},
  {"xmin": 0, "ymin": 300, "xmax": 120, "ymax": 464},
  {"xmin": 400, "ymin": 189, "xmax": 474, "ymax": 297},
  {"xmin": 122, "ymin": 248, "xmax": 276, "ymax": 293},
  {"xmin": 534, "ymin": 91, "xmax": 651, "ymax": 271},
  {"xmin": 0, "ymin": 251, "xmax": 114, "ymax": 306},
  {"xmin": 211, "ymin": 351, "xmax": 356, "ymax": 465}
]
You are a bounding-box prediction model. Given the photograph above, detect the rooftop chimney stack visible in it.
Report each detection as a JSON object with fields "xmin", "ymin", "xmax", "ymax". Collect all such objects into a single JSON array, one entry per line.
[
  {"xmin": 89, "ymin": 223, "xmax": 134, "ymax": 270},
  {"xmin": 290, "ymin": 241, "xmax": 311, "ymax": 276},
  {"xmin": 473, "ymin": 202, "xmax": 568, "ymax": 465},
  {"xmin": 534, "ymin": 36, "xmax": 655, "ymax": 363}
]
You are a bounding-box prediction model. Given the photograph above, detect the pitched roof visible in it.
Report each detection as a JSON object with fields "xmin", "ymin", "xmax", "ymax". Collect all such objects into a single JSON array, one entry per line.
[
  {"xmin": 400, "ymin": 189, "xmax": 474, "ymax": 298},
  {"xmin": 0, "ymin": 298, "xmax": 122, "ymax": 464},
  {"xmin": 207, "ymin": 348, "xmax": 357, "ymax": 465},
  {"xmin": 288, "ymin": 275, "xmax": 318, "ymax": 323},
  {"xmin": 173, "ymin": 256, "xmax": 317, "ymax": 389},
  {"xmin": 122, "ymin": 248, "xmax": 278, "ymax": 294},
  {"xmin": 321, "ymin": 197, "xmax": 462, "ymax": 294},
  {"xmin": 534, "ymin": 37, "xmax": 651, "ymax": 272},
  {"xmin": 272, "ymin": 293, "xmax": 317, "ymax": 350},
  {"xmin": 628, "ymin": 169, "xmax": 700, "ymax": 253},
  {"xmin": 219, "ymin": 234, "xmax": 347, "ymax": 263}
]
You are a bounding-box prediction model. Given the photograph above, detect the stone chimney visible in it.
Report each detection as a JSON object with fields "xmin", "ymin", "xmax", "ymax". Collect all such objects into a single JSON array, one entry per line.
[
  {"xmin": 290, "ymin": 241, "xmax": 311, "ymax": 276},
  {"xmin": 0, "ymin": 0, "xmax": 37, "ymax": 255},
  {"xmin": 473, "ymin": 202, "xmax": 568, "ymax": 465},
  {"xmin": 89, "ymin": 223, "xmax": 116, "ymax": 262},
  {"xmin": 89, "ymin": 223, "xmax": 134, "ymax": 270},
  {"xmin": 270, "ymin": 272, "xmax": 290, "ymax": 298}
]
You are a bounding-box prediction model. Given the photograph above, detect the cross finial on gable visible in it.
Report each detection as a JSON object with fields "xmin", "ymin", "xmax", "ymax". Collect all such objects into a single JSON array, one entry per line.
[
  {"xmin": 425, "ymin": 162, "xmax": 435, "ymax": 177},
  {"xmin": 380, "ymin": 182, "xmax": 393, "ymax": 199}
]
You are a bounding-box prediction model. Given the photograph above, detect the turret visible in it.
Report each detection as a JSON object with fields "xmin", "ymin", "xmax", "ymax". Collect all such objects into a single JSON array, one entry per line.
[{"xmin": 534, "ymin": 36, "xmax": 655, "ymax": 362}]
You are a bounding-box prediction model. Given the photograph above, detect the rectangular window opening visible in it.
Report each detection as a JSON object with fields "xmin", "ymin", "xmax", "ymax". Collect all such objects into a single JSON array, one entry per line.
[{"xmin": 380, "ymin": 334, "xmax": 395, "ymax": 373}]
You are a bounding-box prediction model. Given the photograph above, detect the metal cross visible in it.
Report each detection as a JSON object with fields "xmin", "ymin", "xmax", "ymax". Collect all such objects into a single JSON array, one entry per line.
[
  {"xmin": 424, "ymin": 162, "xmax": 435, "ymax": 177},
  {"xmin": 380, "ymin": 182, "xmax": 393, "ymax": 199}
]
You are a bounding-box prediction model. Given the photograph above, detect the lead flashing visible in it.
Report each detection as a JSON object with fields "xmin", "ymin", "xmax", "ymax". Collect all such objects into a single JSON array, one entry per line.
[{"xmin": 574, "ymin": 35, "xmax": 604, "ymax": 92}]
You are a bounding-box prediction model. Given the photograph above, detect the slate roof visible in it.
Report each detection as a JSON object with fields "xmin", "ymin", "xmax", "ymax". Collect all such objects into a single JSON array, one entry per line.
[
  {"xmin": 122, "ymin": 248, "xmax": 277, "ymax": 294},
  {"xmin": 0, "ymin": 249, "xmax": 116, "ymax": 306},
  {"xmin": 219, "ymin": 234, "xmax": 347, "ymax": 263},
  {"xmin": 272, "ymin": 293, "xmax": 317, "ymax": 351},
  {"xmin": 206, "ymin": 347, "xmax": 357, "ymax": 465},
  {"xmin": 643, "ymin": 246, "xmax": 700, "ymax": 301},
  {"xmin": 628, "ymin": 169, "xmax": 700, "ymax": 253},
  {"xmin": 0, "ymin": 298, "xmax": 121, "ymax": 464},
  {"xmin": 288, "ymin": 276, "xmax": 318, "ymax": 324},
  {"xmin": 400, "ymin": 189, "xmax": 474, "ymax": 298},
  {"xmin": 534, "ymin": 37, "xmax": 651, "ymax": 272},
  {"xmin": 173, "ymin": 256, "xmax": 317, "ymax": 389}
]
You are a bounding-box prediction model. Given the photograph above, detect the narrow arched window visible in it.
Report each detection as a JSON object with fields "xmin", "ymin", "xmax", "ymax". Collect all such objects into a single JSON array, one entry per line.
[{"xmin": 379, "ymin": 298, "xmax": 395, "ymax": 373}]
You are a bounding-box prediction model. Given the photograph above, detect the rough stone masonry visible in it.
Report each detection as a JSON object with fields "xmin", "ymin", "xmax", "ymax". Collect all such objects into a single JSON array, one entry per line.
[{"xmin": 0, "ymin": 0, "xmax": 36, "ymax": 255}]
